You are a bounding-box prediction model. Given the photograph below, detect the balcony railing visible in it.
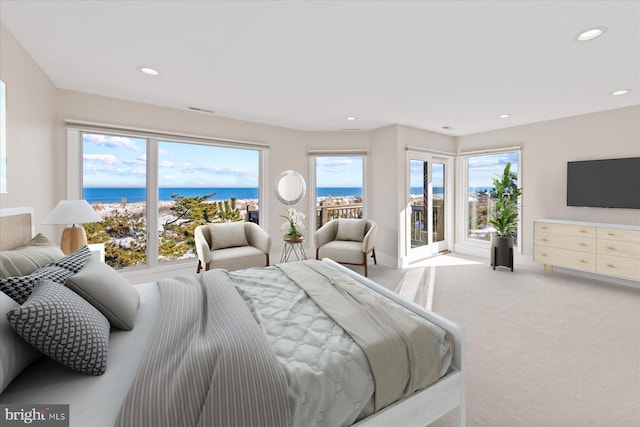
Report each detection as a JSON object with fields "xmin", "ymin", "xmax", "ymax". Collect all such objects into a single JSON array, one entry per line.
[{"xmin": 316, "ymin": 203, "xmax": 363, "ymax": 228}]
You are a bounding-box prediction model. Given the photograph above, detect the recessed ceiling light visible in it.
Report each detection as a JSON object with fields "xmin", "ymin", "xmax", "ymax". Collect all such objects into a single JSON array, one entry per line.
[
  {"xmin": 499, "ymin": 114, "xmax": 511, "ymax": 119},
  {"xmin": 346, "ymin": 116, "xmax": 357, "ymax": 121},
  {"xmin": 576, "ymin": 26, "xmax": 607, "ymax": 41},
  {"xmin": 610, "ymin": 89, "xmax": 631, "ymax": 96},
  {"xmin": 138, "ymin": 66, "xmax": 160, "ymax": 76},
  {"xmin": 441, "ymin": 126, "xmax": 456, "ymax": 130}
]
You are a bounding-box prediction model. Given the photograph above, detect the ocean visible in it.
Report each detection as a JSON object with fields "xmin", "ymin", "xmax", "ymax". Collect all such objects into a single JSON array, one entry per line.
[
  {"xmin": 82, "ymin": 186, "xmax": 461, "ymax": 204},
  {"xmin": 83, "ymin": 187, "xmax": 365, "ymax": 204}
]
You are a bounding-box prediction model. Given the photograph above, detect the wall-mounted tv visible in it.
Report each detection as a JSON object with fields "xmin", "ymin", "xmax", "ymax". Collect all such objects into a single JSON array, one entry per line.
[{"xmin": 567, "ymin": 157, "xmax": 640, "ymax": 209}]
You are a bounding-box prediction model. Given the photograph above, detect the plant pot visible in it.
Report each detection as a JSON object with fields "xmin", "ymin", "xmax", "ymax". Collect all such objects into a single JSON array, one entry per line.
[{"xmin": 491, "ymin": 235, "xmax": 514, "ymax": 271}]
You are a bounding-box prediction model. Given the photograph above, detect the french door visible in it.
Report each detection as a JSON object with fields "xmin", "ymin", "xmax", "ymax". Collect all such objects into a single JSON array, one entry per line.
[{"xmin": 406, "ymin": 152, "xmax": 451, "ymax": 262}]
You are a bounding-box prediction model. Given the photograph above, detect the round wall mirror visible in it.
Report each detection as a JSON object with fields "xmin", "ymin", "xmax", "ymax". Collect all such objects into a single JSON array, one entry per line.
[{"xmin": 275, "ymin": 170, "xmax": 306, "ymax": 205}]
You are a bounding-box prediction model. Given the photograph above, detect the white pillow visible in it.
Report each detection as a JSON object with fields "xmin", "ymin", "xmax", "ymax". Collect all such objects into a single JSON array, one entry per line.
[
  {"xmin": 336, "ymin": 219, "xmax": 367, "ymax": 242},
  {"xmin": 66, "ymin": 257, "xmax": 140, "ymax": 331},
  {"xmin": 208, "ymin": 223, "xmax": 249, "ymax": 250},
  {"xmin": 0, "ymin": 290, "xmax": 42, "ymax": 393}
]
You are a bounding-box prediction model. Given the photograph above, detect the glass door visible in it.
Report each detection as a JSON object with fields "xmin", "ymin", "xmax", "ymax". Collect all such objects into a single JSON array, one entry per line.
[{"xmin": 407, "ymin": 153, "xmax": 449, "ymax": 261}]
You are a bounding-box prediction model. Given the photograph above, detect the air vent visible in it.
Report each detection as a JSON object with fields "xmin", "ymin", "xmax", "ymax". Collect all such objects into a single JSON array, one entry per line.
[{"xmin": 187, "ymin": 106, "xmax": 216, "ymax": 114}]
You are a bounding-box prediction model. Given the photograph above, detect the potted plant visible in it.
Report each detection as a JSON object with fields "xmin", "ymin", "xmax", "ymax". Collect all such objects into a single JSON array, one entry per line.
[
  {"xmin": 489, "ymin": 162, "xmax": 522, "ymax": 271},
  {"xmin": 280, "ymin": 207, "xmax": 306, "ymax": 241}
]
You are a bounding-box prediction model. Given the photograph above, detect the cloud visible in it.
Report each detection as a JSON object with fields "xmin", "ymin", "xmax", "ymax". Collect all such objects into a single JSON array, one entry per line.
[
  {"xmin": 83, "ymin": 154, "xmax": 117, "ymax": 164},
  {"xmin": 84, "ymin": 134, "xmax": 141, "ymax": 151}
]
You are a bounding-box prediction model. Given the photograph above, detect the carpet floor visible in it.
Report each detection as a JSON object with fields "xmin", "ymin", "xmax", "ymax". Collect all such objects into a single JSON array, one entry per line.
[{"xmin": 361, "ymin": 253, "xmax": 640, "ymax": 427}]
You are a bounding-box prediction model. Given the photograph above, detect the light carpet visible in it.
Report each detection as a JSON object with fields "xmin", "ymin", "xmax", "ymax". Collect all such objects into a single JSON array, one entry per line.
[{"xmin": 361, "ymin": 253, "xmax": 640, "ymax": 427}]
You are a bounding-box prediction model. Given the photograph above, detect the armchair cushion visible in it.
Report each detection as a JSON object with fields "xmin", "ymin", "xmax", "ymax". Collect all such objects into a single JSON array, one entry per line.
[
  {"xmin": 336, "ymin": 218, "xmax": 367, "ymax": 242},
  {"xmin": 208, "ymin": 222, "xmax": 249, "ymax": 250},
  {"xmin": 318, "ymin": 240, "xmax": 367, "ymax": 265}
]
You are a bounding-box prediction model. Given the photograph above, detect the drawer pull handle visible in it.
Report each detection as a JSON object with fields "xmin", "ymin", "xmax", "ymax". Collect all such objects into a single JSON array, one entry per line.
[
  {"xmin": 607, "ymin": 233, "xmax": 615, "ymax": 236},
  {"xmin": 580, "ymin": 260, "xmax": 587, "ymax": 263},
  {"xmin": 542, "ymin": 226, "xmax": 548, "ymax": 230},
  {"xmin": 541, "ymin": 253, "xmax": 547, "ymax": 257},
  {"xmin": 542, "ymin": 238, "xmax": 548, "ymax": 242},
  {"xmin": 579, "ymin": 243, "xmax": 587, "ymax": 247},
  {"xmin": 607, "ymin": 264, "xmax": 615, "ymax": 268},
  {"xmin": 579, "ymin": 230, "xmax": 587, "ymax": 234},
  {"xmin": 607, "ymin": 246, "xmax": 615, "ymax": 250}
]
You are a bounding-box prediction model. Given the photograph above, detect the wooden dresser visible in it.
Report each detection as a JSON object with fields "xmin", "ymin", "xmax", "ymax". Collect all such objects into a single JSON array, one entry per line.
[{"xmin": 534, "ymin": 219, "xmax": 640, "ymax": 282}]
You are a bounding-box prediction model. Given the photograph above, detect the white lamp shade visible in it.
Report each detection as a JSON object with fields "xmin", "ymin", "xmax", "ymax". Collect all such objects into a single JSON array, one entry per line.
[{"xmin": 43, "ymin": 200, "xmax": 102, "ymax": 225}]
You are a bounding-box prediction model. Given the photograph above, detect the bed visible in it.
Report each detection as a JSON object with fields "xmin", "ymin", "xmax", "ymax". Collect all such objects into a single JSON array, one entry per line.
[{"xmin": 0, "ymin": 207, "xmax": 465, "ymax": 426}]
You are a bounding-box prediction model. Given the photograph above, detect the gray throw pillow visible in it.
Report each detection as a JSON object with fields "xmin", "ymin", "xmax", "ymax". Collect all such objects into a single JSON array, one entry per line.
[
  {"xmin": 0, "ymin": 246, "xmax": 93, "ymax": 305},
  {"xmin": 66, "ymin": 257, "xmax": 140, "ymax": 330},
  {"xmin": 208, "ymin": 222, "xmax": 249, "ymax": 250},
  {"xmin": 6, "ymin": 280, "xmax": 110, "ymax": 376},
  {"xmin": 0, "ymin": 291, "xmax": 42, "ymax": 393},
  {"xmin": 0, "ymin": 233, "xmax": 65, "ymax": 278},
  {"xmin": 336, "ymin": 219, "xmax": 367, "ymax": 242}
]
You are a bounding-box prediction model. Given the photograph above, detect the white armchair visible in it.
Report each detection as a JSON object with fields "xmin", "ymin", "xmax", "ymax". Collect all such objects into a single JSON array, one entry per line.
[
  {"xmin": 195, "ymin": 222, "xmax": 271, "ymax": 272},
  {"xmin": 314, "ymin": 218, "xmax": 377, "ymax": 276}
]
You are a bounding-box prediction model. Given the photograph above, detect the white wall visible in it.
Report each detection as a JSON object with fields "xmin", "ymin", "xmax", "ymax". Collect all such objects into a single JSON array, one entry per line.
[
  {"xmin": 457, "ymin": 106, "xmax": 640, "ymax": 258},
  {"xmin": 0, "ymin": 23, "xmax": 60, "ymax": 238}
]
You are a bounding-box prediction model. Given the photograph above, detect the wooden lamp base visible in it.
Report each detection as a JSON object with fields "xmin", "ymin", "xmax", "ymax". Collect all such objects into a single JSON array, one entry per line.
[{"xmin": 60, "ymin": 226, "xmax": 88, "ymax": 255}]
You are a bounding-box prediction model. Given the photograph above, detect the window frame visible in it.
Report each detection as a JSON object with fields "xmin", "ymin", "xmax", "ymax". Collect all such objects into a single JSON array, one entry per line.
[
  {"xmin": 308, "ymin": 150, "xmax": 368, "ymax": 242},
  {"xmin": 66, "ymin": 121, "xmax": 268, "ymax": 273},
  {"xmin": 457, "ymin": 147, "xmax": 523, "ymax": 253}
]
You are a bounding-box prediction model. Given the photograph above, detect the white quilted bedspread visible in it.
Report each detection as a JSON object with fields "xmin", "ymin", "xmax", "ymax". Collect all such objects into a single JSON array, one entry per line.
[{"xmin": 229, "ymin": 266, "xmax": 376, "ymax": 427}]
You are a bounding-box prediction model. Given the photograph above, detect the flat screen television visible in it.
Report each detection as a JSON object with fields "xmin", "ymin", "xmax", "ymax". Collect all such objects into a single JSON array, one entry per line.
[{"xmin": 567, "ymin": 157, "xmax": 640, "ymax": 209}]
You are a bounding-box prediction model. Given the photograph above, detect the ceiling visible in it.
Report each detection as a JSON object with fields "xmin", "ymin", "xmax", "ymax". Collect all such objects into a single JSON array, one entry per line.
[{"xmin": 1, "ymin": 0, "xmax": 638, "ymax": 136}]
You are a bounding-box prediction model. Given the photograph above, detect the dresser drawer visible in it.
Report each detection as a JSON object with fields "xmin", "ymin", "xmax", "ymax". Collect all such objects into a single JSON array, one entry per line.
[
  {"xmin": 535, "ymin": 222, "xmax": 596, "ymax": 238},
  {"xmin": 597, "ymin": 227, "xmax": 640, "ymax": 243},
  {"xmin": 597, "ymin": 254, "xmax": 640, "ymax": 281},
  {"xmin": 535, "ymin": 232, "xmax": 595, "ymax": 253},
  {"xmin": 534, "ymin": 246, "xmax": 596, "ymax": 272},
  {"xmin": 597, "ymin": 238, "xmax": 640, "ymax": 259}
]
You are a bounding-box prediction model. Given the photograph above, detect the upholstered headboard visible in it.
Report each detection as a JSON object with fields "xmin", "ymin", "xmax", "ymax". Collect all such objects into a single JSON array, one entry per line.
[{"xmin": 0, "ymin": 207, "xmax": 35, "ymax": 251}]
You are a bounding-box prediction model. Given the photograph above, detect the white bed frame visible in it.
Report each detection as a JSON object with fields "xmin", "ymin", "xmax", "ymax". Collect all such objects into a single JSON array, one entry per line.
[
  {"xmin": 0, "ymin": 207, "xmax": 465, "ymax": 426},
  {"xmin": 322, "ymin": 259, "xmax": 466, "ymax": 427}
]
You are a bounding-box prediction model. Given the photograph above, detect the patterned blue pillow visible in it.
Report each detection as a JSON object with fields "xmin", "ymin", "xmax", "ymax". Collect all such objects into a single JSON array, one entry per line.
[
  {"xmin": 0, "ymin": 246, "xmax": 92, "ymax": 304},
  {"xmin": 6, "ymin": 280, "xmax": 110, "ymax": 375}
]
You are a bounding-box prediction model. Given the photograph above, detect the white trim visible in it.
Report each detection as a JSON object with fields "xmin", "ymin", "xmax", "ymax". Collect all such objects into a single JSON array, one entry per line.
[
  {"xmin": 308, "ymin": 148, "xmax": 368, "ymax": 155},
  {"xmin": 66, "ymin": 129, "xmax": 81, "ymax": 199},
  {"xmin": 458, "ymin": 145, "xmax": 521, "ymax": 156},
  {"xmin": 64, "ymin": 118, "xmax": 269, "ymax": 150},
  {"xmin": 146, "ymin": 138, "xmax": 159, "ymax": 269},
  {"xmin": 405, "ymin": 146, "xmax": 456, "ymax": 157}
]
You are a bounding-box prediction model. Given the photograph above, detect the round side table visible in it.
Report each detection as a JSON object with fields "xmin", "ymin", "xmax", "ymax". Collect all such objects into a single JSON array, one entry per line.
[{"xmin": 280, "ymin": 237, "xmax": 307, "ymax": 262}]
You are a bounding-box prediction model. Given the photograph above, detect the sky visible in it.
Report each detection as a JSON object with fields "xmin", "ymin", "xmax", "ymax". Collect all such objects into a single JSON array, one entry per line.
[
  {"xmin": 315, "ymin": 156, "xmax": 363, "ymax": 188},
  {"xmin": 82, "ymin": 133, "xmax": 516, "ymax": 190},
  {"xmin": 82, "ymin": 133, "xmax": 259, "ymax": 188},
  {"xmin": 83, "ymin": 134, "xmax": 365, "ymax": 189},
  {"xmin": 467, "ymin": 152, "xmax": 519, "ymax": 189}
]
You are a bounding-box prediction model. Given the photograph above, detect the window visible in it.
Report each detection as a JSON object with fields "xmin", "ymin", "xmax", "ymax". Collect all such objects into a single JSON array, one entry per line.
[
  {"xmin": 77, "ymin": 128, "xmax": 263, "ymax": 270},
  {"xmin": 313, "ymin": 155, "xmax": 365, "ymax": 229},
  {"xmin": 464, "ymin": 151, "xmax": 520, "ymax": 245},
  {"xmin": 157, "ymin": 141, "xmax": 259, "ymax": 264},
  {"xmin": 82, "ymin": 133, "xmax": 147, "ymax": 268}
]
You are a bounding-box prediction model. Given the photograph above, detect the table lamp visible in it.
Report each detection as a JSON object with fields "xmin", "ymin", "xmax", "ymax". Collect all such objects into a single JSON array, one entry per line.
[{"xmin": 43, "ymin": 199, "xmax": 102, "ymax": 255}]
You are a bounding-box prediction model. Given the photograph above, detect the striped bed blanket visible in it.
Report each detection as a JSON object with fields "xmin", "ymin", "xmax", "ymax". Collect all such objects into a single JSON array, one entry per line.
[
  {"xmin": 116, "ymin": 261, "xmax": 444, "ymax": 427},
  {"xmin": 115, "ymin": 270, "xmax": 290, "ymax": 427}
]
